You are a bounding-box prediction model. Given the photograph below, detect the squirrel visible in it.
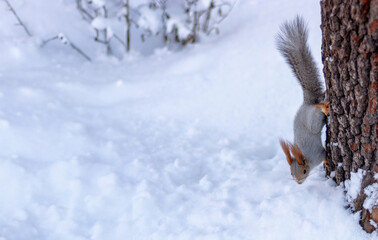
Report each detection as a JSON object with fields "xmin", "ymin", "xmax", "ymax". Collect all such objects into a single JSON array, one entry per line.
[{"xmin": 276, "ymin": 16, "xmax": 329, "ymax": 184}]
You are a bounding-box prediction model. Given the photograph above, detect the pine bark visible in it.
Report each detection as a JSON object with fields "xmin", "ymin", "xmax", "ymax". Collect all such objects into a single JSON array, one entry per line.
[{"xmin": 321, "ymin": 0, "xmax": 378, "ymax": 233}]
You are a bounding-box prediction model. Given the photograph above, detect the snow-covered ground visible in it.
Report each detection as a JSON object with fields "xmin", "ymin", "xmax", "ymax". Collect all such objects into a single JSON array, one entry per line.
[{"xmin": 0, "ymin": 0, "xmax": 376, "ymax": 239}]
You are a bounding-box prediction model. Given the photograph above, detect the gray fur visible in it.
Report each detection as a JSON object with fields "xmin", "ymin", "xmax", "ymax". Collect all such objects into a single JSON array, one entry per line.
[
  {"xmin": 294, "ymin": 105, "xmax": 325, "ymax": 170},
  {"xmin": 276, "ymin": 16, "xmax": 324, "ymax": 105},
  {"xmin": 289, "ymin": 102, "xmax": 326, "ymax": 184},
  {"xmin": 277, "ymin": 16, "xmax": 327, "ymax": 183}
]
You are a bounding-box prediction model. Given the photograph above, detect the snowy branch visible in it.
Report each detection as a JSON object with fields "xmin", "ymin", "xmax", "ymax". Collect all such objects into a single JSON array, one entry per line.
[{"xmin": 76, "ymin": 0, "xmax": 125, "ymax": 53}]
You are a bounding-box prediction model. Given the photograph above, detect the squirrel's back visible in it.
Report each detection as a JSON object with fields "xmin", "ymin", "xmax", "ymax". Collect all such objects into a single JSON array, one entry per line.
[{"xmin": 276, "ymin": 16, "xmax": 323, "ymax": 105}]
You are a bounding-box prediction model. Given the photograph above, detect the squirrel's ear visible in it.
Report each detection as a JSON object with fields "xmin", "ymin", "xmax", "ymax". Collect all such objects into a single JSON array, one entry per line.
[
  {"xmin": 279, "ymin": 139, "xmax": 293, "ymax": 165},
  {"xmin": 291, "ymin": 144, "xmax": 305, "ymax": 165}
]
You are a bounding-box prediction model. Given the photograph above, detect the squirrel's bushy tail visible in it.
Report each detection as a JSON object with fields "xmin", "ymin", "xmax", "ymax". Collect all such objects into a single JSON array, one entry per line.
[{"xmin": 276, "ymin": 16, "xmax": 323, "ymax": 104}]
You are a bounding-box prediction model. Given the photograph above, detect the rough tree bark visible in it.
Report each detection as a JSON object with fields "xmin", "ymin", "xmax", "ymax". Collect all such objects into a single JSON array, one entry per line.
[{"xmin": 321, "ymin": 0, "xmax": 377, "ymax": 233}]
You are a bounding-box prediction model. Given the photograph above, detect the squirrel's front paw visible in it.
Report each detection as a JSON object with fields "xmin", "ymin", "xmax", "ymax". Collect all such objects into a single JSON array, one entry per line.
[
  {"xmin": 316, "ymin": 101, "xmax": 330, "ymax": 116},
  {"xmin": 324, "ymin": 158, "xmax": 330, "ymax": 168}
]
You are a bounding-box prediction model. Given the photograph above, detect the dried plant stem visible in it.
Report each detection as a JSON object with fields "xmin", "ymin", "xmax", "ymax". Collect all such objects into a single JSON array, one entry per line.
[
  {"xmin": 4, "ymin": 0, "xmax": 32, "ymax": 36},
  {"xmin": 41, "ymin": 35, "xmax": 92, "ymax": 62},
  {"xmin": 69, "ymin": 42, "xmax": 91, "ymax": 61},
  {"xmin": 40, "ymin": 36, "xmax": 59, "ymax": 47},
  {"xmin": 76, "ymin": 0, "xmax": 126, "ymax": 50},
  {"xmin": 125, "ymin": 0, "xmax": 131, "ymax": 52}
]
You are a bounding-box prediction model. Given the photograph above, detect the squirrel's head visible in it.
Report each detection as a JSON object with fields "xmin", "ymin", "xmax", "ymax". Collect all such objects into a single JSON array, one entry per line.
[{"xmin": 280, "ymin": 139, "xmax": 310, "ymax": 184}]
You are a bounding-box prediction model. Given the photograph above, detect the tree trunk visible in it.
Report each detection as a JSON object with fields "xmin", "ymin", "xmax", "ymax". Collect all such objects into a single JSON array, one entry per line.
[{"xmin": 321, "ymin": 0, "xmax": 377, "ymax": 233}]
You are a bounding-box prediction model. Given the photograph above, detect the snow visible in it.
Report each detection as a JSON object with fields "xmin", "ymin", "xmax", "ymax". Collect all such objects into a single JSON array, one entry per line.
[
  {"xmin": 91, "ymin": 17, "xmax": 108, "ymax": 30},
  {"xmin": 198, "ymin": 0, "xmax": 213, "ymax": 9},
  {"xmin": 137, "ymin": 6, "xmax": 161, "ymax": 35},
  {"xmin": 372, "ymin": 219, "xmax": 378, "ymax": 228},
  {"xmin": 167, "ymin": 17, "xmax": 192, "ymax": 39},
  {"xmin": 364, "ymin": 183, "xmax": 378, "ymax": 212},
  {"xmin": 89, "ymin": 0, "xmax": 105, "ymax": 8},
  {"xmin": 58, "ymin": 33, "xmax": 68, "ymax": 45},
  {"xmin": 0, "ymin": 0, "xmax": 376, "ymax": 239},
  {"xmin": 345, "ymin": 169, "xmax": 365, "ymax": 208}
]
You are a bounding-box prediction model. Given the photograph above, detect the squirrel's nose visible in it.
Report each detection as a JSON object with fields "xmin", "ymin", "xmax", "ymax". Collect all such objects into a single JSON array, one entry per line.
[{"xmin": 296, "ymin": 178, "xmax": 305, "ymax": 184}]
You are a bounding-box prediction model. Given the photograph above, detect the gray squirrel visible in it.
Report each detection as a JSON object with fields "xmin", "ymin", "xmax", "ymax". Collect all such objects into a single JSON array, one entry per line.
[{"xmin": 276, "ymin": 16, "xmax": 329, "ymax": 184}]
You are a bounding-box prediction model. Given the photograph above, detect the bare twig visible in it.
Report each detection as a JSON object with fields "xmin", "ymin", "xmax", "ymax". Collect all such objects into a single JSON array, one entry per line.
[
  {"xmin": 77, "ymin": 0, "xmax": 123, "ymax": 54},
  {"xmin": 125, "ymin": 0, "xmax": 131, "ymax": 52},
  {"xmin": 69, "ymin": 42, "xmax": 92, "ymax": 61},
  {"xmin": 40, "ymin": 36, "xmax": 59, "ymax": 47},
  {"xmin": 206, "ymin": 0, "xmax": 237, "ymax": 35},
  {"xmin": 202, "ymin": 0, "xmax": 214, "ymax": 32},
  {"xmin": 76, "ymin": 0, "xmax": 94, "ymax": 21},
  {"xmin": 213, "ymin": 0, "xmax": 236, "ymax": 25},
  {"xmin": 41, "ymin": 34, "xmax": 92, "ymax": 61},
  {"xmin": 3, "ymin": 0, "xmax": 32, "ymax": 36},
  {"xmin": 156, "ymin": 0, "xmax": 168, "ymax": 43},
  {"xmin": 113, "ymin": 34, "xmax": 126, "ymax": 48},
  {"xmin": 94, "ymin": 38, "xmax": 109, "ymax": 44},
  {"xmin": 101, "ymin": 5, "xmax": 111, "ymax": 55}
]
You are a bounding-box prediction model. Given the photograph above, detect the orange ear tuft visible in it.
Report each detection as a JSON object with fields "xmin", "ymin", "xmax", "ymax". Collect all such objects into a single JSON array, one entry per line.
[
  {"xmin": 290, "ymin": 144, "xmax": 305, "ymax": 165},
  {"xmin": 279, "ymin": 139, "xmax": 293, "ymax": 165}
]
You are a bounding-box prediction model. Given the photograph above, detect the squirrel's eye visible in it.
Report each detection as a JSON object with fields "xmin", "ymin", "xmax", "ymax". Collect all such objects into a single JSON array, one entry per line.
[{"xmin": 303, "ymin": 170, "xmax": 307, "ymax": 174}]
